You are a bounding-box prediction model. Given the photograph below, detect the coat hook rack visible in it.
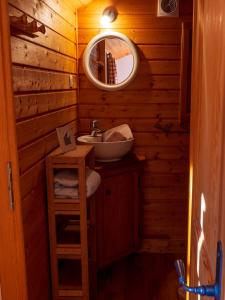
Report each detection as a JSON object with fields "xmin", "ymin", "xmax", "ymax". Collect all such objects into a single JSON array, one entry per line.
[{"xmin": 10, "ymin": 14, "xmax": 46, "ymax": 38}]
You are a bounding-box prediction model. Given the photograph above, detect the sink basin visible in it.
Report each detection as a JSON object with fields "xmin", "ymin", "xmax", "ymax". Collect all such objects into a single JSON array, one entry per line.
[{"xmin": 77, "ymin": 135, "xmax": 134, "ymax": 162}]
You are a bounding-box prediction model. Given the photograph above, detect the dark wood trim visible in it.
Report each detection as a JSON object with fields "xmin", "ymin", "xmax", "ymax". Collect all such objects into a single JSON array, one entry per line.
[{"xmin": 179, "ymin": 20, "xmax": 192, "ymax": 129}]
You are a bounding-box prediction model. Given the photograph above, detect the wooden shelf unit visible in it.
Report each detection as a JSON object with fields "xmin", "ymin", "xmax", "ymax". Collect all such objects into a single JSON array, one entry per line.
[{"xmin": 46, "ymin": 146, "xmax": 94, "ymax": 300}]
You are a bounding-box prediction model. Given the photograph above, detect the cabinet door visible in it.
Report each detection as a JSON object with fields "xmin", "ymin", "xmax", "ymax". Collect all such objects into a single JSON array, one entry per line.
[{"xmin": 98, "ymin": 172, "xmax": 136, "ymax": 268}]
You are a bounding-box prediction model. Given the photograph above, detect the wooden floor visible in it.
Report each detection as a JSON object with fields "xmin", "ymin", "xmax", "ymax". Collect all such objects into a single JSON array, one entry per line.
[{"xmin": 97, "ymin": 253, "xmax": 184, "ymax": 300}]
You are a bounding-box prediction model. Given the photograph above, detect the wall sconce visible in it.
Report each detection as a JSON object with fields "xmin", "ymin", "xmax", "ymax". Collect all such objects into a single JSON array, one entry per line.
[{"xmin": 100, "ymin": 6, "xmax": 118, "ymax": 26}]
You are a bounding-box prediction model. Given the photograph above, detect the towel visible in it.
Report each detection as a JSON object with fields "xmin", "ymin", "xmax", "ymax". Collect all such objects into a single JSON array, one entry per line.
[
  {"xmin": 54, "ymin": 183, "xmax": 79, "ymax": 199},
  {"xmin": 86, "ymin": 168, "xmax": 101, "ymax": 197},
  {"xmin": 54, "ymin": 169, "xmax": 78, "ymax": 187},
  {"xmin": 103, "ymin": 124, "xmax": 133, "ymax": 142},
  {"xmin": 54, "ymin": 168, "xmax": 101, "ymax": 199}
]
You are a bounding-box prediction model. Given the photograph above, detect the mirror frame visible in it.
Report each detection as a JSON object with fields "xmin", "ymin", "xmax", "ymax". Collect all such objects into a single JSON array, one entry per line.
[{"xmin": 83, "ymin": 31, "xmax": 139, "ymax": 91}]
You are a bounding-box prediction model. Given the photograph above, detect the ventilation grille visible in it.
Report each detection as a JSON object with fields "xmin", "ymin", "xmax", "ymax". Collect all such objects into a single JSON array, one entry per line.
[
  {"xmin": 157, "ymin": 0, "xmax": 179, "ymax": 17},
  {"xmin": 161, "ymin": 0, "xmax": 177, "ymax": 13}
]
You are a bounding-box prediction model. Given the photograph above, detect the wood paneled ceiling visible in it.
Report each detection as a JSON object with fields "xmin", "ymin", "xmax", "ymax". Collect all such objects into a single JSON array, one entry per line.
[
  {"xmin": 76, "ymin": 0, "xmax": 119, "ymax": 10},
  {"xmin": 68, "ymin": 0, "xmax": 94, "ymax": 9},
  {"xmin": 105, "ymin": 38, "xmax": 132, "ymax": 59}
]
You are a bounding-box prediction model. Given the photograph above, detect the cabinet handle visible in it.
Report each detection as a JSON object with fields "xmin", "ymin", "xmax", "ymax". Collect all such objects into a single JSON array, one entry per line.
[{"xmin": 105, "ymin": 189, "xmax": 112, "ymax": 196}]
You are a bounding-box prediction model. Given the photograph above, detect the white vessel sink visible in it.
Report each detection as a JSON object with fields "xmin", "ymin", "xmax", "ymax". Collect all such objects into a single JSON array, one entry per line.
[{"xmin": 77, "ymin": 135, "xmax": 134, "ymax": 162}]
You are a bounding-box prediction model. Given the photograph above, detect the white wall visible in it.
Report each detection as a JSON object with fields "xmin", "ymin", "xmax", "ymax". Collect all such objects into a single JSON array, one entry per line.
[{"xmin": 115, "ymin": 54, "xmax": 134, "ymax": 83}]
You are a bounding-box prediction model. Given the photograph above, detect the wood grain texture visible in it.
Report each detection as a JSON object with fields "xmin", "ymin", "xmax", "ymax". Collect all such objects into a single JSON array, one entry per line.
[
  {"xmin": 16, "ymin": 106, "xmax": 77, "ymax": 147},
  {"xmin": 93, "ymin": 156, "xmax": 143, "ymax": 269},
  {"xmin": 78, "ymin": 15, "xmax": 184, "ymax": 29},
  {"xmin": 18, "ymin": 122, "xmax": 78, "ymax": 174},
  {"xmin": 78, "ymin": 29, "xmax": 182, "ymax": 45},
  {"xmin": 79, "ymin": 74, "xmax": 180, "ymax": 90},
  {"xmin": 12, "ymin": 66, "xmax": 77, "ymax": 92},
  {"xmin": 9, "ymin": 1, "xmax": 79, "ymax": 299},
  {"xmin": 42, "ymin": 0, "xmax": 77, "ymax": 25},
  {"xmin": 97, "ymin": 253, "xmax": 182, "ymax": 300},
  {"xmin": 18, "ymin": 131, "xmax": 58, "ymax": 174},
  {"xmin": 78, "ymin": 0, "xmax": 193, "ymax": 253},
  {"xmin": 0, "ymin": 1, "xmax": 27, "ymax": 298},
  {"xmin": 21, "ymin": 174, "xmax": 49, "ymax": 299},
  {"xmin": 78, "ymin": 89, "xmax": 180, "ymax": 104},
  {"xmin": 79, "ymin": 104, "xmax": 180, "ymax": 119},
  {"xmin": 15, "ymin": 91, "xmax": 77, "ymax": 121},
  {"xmin": 79, "ymin": 119, "xmax": 188, "ymax": 133},
  {"xmin": 79, "ymin": 44, "xmax": 181, "ymax": 60},
  {"xmin": 78, "ymin": 0, "xmax": 192, "ymax": 15},
  {"xmin": 79, "ymin": 60, "xmax": 181, "ymax": 75},
  {"xmin": 11, "ymin": 36, "xmax": 77, "ymax": 73},
  {"xmin": 9, "ymin": 5, "xmax": 77, "ymax": 58},
  {"xmin": 188, "ymin": 0, "xmax": 225, "ymax": 296},
  {"xmin": 8, "ymin": 0, "xmax": 76, "ymax": 41}
]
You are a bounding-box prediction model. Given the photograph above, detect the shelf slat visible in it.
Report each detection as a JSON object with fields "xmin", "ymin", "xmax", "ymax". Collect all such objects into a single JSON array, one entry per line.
[
  {"xmin": 53, "ymin": 197, "xmax": 80, "ymax": 203},
  {"xmin": 56, "ymin": 246, "xmax": 82, "ymax": 259},
  {"xmin": 52, "ymin": 202, "xmax": 81, "ymax": 212},
  {"xmin": 58, "ymin": 289, "xmax": 83, "ymax": 297}
]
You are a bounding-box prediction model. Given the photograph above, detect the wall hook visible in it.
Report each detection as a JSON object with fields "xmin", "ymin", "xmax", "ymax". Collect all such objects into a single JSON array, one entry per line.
[
  {"xmin": 10, "ymin": 14, "xmax": 46, "ymax": 38},
  {"xmin": 10, "ymin": 14, "xmax": 28, "ymax": 26}
]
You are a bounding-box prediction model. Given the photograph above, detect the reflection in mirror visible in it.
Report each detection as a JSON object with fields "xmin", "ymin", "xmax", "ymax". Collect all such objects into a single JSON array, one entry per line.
[
  {"xmin": 83, "ymin": 31, "xmax": 139, "ymax": 91},
  {"xmin": 89, "ymin": 37, "xmax": 134, "ymax": 85}
]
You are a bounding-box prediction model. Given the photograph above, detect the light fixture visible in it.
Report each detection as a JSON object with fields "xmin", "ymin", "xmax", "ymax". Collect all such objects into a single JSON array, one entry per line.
[{"xmin": 100, "ymin": 6, "xmax": 118, "ymax": 26}]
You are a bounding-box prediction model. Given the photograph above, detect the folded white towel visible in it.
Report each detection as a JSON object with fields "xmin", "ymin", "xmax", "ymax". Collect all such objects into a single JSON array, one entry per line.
[
  {"xmin": 103, "ymin": 124, "xmax": 133, "ymax": 142},
  {"xmin": 55, "ymin": 184, "xmax": 79, "ymax": 199},
  {"xmin": 54, "ymin": 169, "xmax": 78, "ymax": 187},
  {"xmin": 54, "ymin": 169, "xmax": 101, "ymax": 199}
]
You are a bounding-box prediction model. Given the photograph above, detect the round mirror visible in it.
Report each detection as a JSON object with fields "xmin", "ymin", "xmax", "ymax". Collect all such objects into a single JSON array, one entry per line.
[{"xmin": 83, "ymin": 31, "xmax": 139, "ymax": 91}]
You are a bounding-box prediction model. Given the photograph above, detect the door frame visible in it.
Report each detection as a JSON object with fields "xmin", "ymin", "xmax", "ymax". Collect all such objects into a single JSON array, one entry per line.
[{"xmin": 0, "ymin": 0, "xmax": 28, "ymax": 299}]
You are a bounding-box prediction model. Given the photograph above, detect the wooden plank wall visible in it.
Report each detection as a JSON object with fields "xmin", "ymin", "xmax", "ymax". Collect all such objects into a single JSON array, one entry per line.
[
  {"xmin": 78, "ymin": 0, "xmax": 193, "ymax": 253},
  {"xmin": 8, "ymin": 1, "xmax": 78, "ymax": 299}
]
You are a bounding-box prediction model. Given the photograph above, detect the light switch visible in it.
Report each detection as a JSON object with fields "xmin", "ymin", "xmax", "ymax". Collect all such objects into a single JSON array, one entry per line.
[{"xmin": 69, "ymin": 75, "xmax": 74, "ymax": 88}]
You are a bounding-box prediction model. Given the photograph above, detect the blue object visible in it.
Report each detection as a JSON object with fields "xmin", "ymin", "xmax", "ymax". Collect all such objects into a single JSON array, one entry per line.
[{"xmin": 175, "ymin": 241, "xmax": 223, "ymax": 300}]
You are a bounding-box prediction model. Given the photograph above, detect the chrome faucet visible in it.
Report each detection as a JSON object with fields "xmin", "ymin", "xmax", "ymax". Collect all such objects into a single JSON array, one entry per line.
[{"xmin": 90, "ymin": 120, "xmax": 105, "ymax": 137}]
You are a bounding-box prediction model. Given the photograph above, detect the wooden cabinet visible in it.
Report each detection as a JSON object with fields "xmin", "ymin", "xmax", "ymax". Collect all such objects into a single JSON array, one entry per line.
[{"xmin": 90, "ymin": 155, "xmax": 143, "ymax": 269}]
